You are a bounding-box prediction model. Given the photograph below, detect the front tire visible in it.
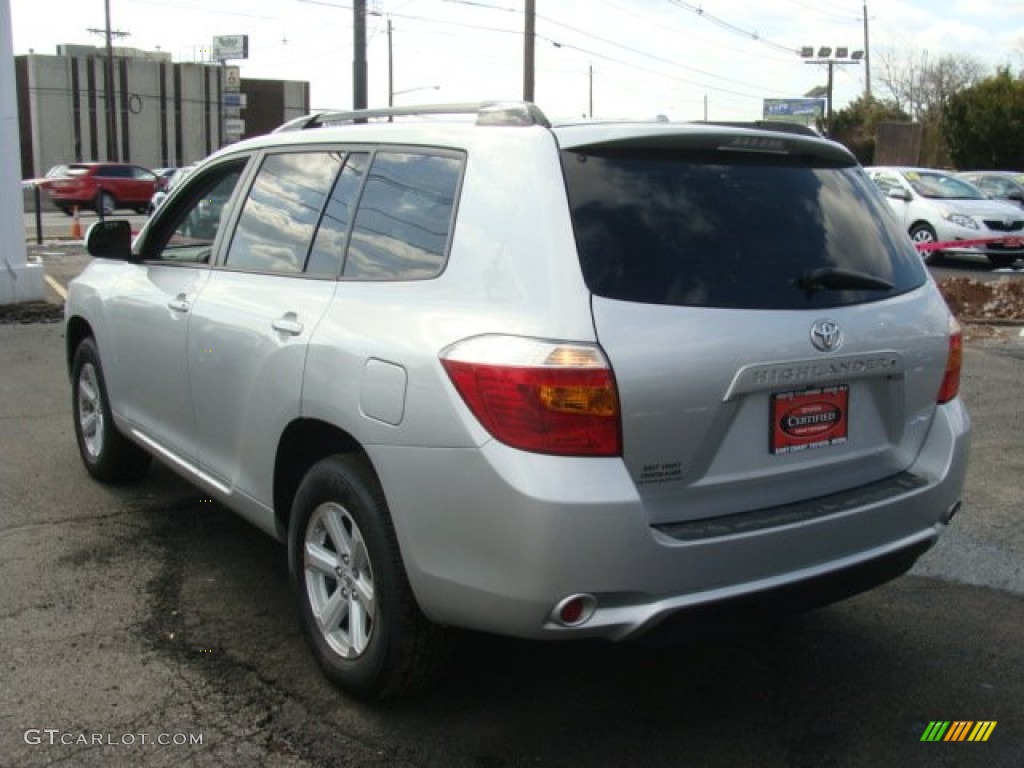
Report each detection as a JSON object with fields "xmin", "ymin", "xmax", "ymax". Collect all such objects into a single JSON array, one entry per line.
[
  {"xmin": 288, "ymin": 455, "xmax": 451, "ymax": 700},
  {"xmin": 909, "ymin": 223, "xmax": 942, "ymax": 265},
  {"xmin": 71, "ymin": 338, "xmax": 152, "ymax": 483}
]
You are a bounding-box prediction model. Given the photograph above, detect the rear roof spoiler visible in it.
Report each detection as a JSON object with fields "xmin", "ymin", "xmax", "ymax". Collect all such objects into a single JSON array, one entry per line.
[{"xmin": 273, "ymin": 101, "xmax": 551, "ymax": 132}]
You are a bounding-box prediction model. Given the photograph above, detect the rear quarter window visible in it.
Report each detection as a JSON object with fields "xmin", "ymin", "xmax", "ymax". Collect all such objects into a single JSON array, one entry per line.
[
  {"xmin": 561, "ymin": 148, "xmax": 926, "ymax": 310},
  {"xmin": 343, "ymin": 151, "xmax": 464, "ymax": 281}
]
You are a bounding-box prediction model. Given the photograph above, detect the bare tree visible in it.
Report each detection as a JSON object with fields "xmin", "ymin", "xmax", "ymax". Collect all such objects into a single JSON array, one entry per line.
[
  {"xmin": 875, "ymin": 48, "xmax": 987, "ymax": 166},
  {"xmin": 876, "ymin": 48, "xmax": 986, "ymax": 121}
]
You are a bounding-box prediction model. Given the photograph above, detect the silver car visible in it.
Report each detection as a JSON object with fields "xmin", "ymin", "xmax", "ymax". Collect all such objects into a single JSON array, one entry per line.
[
  {"xmin": 866, "ymin": 165, "xmax": 1024, "ymax": 268},
  {"xmin": 67, "ymin": 103, "xmax": 970, "ymax": 699}
]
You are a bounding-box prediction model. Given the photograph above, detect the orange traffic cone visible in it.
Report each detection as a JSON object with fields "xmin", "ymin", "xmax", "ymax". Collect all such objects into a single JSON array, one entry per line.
[{"xmin": 70, "ymin": 206, "xmax": 82, "ymax": 240}]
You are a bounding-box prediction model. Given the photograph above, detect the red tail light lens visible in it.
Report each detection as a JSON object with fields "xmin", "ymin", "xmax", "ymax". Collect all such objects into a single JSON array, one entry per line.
[
  {"xmin": 937, "ymin": 316, "xmax": 963, "ymax": 404},
  {"xmin": 441, "ymin": 336, "xmax": 621, "ymax": 457}
]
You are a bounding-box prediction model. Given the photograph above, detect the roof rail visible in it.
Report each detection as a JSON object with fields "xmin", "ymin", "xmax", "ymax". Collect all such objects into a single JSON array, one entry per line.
[{"xmin": 273, "ymin": 101, "xmax": 551, "ymax": 133}]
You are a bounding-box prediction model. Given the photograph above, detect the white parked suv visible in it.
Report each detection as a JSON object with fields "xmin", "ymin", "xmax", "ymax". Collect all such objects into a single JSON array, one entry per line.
[
  {"xmin": 865, "ymin": 166, "xmax": 1024, "ymax": 268},
  {"xmin": 67, "ymin": 103, "xmax": 971, "ymax": 699}
]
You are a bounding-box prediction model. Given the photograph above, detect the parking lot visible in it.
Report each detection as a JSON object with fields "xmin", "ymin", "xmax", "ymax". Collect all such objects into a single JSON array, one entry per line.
[{"xmin": 1, "ymin": 252, "xmax": 1022, "ymax": 766}]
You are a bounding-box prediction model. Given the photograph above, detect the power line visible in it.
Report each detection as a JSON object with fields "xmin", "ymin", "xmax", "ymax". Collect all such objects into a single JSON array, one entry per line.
[{"xmin": 664, "ymin": 0, "xmax": 800, "ymax": 55}]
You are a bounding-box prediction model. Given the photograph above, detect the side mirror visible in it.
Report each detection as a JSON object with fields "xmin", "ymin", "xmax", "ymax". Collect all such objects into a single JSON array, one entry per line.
[
  {"xmin": 886, "ymin": 187, "xmax": 912, "ymax": 202},
  {"xmin": 85, "ymin": 219, "xmax": 133, "ymax": 260}
]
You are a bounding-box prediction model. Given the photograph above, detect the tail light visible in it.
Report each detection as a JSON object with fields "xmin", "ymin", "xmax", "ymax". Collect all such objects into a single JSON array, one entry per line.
[
  {"xmin": 440, "ymin": 335, "xmax": 621, "ymax": 456},
  {"xmin": 937, "ymin": 315, "xmax": 963, "ymax": 404}
]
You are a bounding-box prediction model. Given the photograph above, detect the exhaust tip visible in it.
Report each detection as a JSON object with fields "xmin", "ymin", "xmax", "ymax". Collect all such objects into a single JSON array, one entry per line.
[{"xmin": 551, "ymin": 594, "xmax": 597, "ymax": 627}]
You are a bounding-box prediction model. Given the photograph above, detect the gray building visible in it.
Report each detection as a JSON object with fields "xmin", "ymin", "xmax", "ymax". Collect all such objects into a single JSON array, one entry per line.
[{"xmin": 16, "ymin": 44, "xmax": 310, "ymax": 178}]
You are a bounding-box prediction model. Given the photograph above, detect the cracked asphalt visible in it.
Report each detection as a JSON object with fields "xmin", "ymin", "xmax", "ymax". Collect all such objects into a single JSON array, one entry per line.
[{"xmin": 1, "ymin": 317, "xmax": 1022, "ymax": 767}]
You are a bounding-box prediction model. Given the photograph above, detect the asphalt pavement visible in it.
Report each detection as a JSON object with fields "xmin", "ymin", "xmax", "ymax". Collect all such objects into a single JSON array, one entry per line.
[{"xmin": 0, "ymin": 245, "xmax": 1022, "ymax": 767}]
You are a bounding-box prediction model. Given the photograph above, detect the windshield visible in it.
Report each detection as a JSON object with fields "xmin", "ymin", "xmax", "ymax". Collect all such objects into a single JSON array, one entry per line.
[
  {"xmin": 561, "ymin": 149, "xmax": 926, "ymax": 310},
  {"xmin": 903, "ymin": 170, "xmax": 986, "ymax": 200}
]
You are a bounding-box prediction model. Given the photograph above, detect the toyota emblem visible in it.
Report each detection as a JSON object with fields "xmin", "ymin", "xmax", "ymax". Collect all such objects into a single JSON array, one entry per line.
[{"xmin": 810, "ymin": 319, "xmax": 842, "ymax": 352}]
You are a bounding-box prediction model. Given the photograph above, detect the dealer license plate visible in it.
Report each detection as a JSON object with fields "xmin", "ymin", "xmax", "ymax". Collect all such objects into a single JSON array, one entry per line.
[{"xmin": 771, "ymin": 385, "xmax": 849, "ymax": 455}]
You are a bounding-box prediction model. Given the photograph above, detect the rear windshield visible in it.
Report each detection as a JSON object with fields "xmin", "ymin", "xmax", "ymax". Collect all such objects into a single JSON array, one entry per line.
[{"xmin": 560, "ymin": 148, "xmax": 926, "ymax": 310}]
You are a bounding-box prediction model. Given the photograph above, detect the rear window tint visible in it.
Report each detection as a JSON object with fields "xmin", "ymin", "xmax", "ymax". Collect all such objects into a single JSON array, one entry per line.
[{"xmin": 561, "ymin": 149, "xmax": 926, "ymax": 310}]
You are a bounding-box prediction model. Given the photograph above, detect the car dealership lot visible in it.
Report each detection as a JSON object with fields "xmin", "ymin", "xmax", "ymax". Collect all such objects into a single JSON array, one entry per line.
[{"xmin": 1, "ymin": 285, "xmax": 1023, "ymax": 767}]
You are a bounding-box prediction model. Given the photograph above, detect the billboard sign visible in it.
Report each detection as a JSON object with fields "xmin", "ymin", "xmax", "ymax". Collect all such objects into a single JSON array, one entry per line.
[
  {"xmin": 213, "ymin": 35, "xmax": 249, "ymax": 61},
  {"xmin": 762, "ymin": 98, "xmax": 825, "ymax": 126}
]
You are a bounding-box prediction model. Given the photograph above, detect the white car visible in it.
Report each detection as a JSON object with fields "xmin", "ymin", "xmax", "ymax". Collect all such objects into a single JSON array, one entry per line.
[
  {"xmin": 865, "ymin": 166, "xmax": 1024, "ymax": 268},
  {"xmin": 66, "ymin": 104, "xmax": 970, "ymax": 699}
]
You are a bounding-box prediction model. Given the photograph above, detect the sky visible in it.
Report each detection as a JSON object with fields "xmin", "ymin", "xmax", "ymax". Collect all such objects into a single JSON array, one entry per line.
[{"xmin": 8, "ymin": 0, "xmax": 1024, "ymax": 122}]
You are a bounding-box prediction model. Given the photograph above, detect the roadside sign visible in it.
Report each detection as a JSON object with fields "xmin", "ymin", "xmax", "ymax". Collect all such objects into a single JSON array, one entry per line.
[{"xmin": 223, "ymin": 66, "xmax": 241, "ymax": 89}]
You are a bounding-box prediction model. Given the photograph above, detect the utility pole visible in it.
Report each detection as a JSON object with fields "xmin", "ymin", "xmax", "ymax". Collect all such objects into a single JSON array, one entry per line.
[
  {"xmin": 353, "ymin": 0, "xmax": 367, "ymax": 110},
  {"xmin": 88, "ymin": 0, "xmax": 128, "ymax": 162},
  {"xmin": 523, "ymin": 0, "xmax": 535, "ymax": 102},
  {"xmin": 387, "ymin": 17, "xmax": 393, "ymax": 108},
  {"xmin": 863, "ymin": 1, "xmax": 871, "ymax": 98},
  {"xmin": 588, "ymin": 64, "xmax": 593, "ymax": 118}
]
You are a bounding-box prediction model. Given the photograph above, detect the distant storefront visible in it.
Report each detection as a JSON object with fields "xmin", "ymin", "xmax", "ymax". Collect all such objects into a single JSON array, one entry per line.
[{"xmin": 15, "ymin": 44, "xmax": 309, "ymax": 177}]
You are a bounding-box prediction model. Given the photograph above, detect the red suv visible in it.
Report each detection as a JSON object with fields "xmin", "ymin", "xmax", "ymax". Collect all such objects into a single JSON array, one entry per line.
[{"xmin": 44, "ymin": 163, "xmax": 158, "ymax": 216}]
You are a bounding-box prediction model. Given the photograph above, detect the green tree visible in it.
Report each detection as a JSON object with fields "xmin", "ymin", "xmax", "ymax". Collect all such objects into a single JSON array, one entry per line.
[
  {"xmin": 830, "ymin": 96, "xmax": 909, "ymax": 165},
  {"xmin": 943, "ymin": 68, "xmax": 1024, "ymax": 169}
]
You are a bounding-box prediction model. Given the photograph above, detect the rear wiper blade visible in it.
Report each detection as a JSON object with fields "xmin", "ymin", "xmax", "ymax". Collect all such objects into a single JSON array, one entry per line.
[{"xmin": 795, "ymin": 267, "xmax": 894, "ymax": 297}]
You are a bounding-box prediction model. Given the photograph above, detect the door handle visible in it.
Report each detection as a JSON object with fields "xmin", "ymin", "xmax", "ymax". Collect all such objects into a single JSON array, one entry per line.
[
  {"xmin": 167, "ymin": 293, "xmax": 190, "ymax": 313},
  {"xmin": 272, "ymin": 312, "xmax": 304, "ymax": 336}
]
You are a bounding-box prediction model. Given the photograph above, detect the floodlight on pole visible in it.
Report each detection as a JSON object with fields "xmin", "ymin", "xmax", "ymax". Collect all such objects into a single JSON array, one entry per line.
[{"xmin": 800, "ymin": 46, "xmax": 864, "ymax": 136}]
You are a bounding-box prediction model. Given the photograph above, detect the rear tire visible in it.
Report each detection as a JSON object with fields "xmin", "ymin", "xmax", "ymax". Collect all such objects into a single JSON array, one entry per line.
[
  {"xmin": 288, "ymin": 454, "xmax": 452, "ymax": 700},
  {"xmin": 71, "ymin": 337, "xmax": 152, "ymax": 483}
]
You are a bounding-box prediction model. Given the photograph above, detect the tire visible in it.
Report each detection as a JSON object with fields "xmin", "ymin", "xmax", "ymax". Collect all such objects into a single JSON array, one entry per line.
[
  {"xmin": 71, "ymin": 337, "xmax": 152, "ymax": 483},
  {"xmin": 909, "ymin": 223, "xmax": 942, "ymax": 265},
  {"xmin": 95, "ymin": 191, "xmax": 116, "ymax": 217},
  {"xmin": 288, "ymin": 455, "xmax": 452, "ymax": 700},
  {"xmin": 987, "ymin": 253, "xmax": 1018, "ymax": 269}
]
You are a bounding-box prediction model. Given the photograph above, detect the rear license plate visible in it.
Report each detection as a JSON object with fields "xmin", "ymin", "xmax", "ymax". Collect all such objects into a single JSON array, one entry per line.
[{"xmin": 771, "ymin": 385, "xmax": 849, "ymax": 455}]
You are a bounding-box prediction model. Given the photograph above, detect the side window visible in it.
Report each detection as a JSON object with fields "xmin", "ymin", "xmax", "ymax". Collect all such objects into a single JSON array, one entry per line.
[
  {"xmin": 142, "ymin": 161, "xmax": 246, "ymax": 265},
  {"xmin": 343, "ymin": 151, "xmax": 463, "ymax": 281},
  {"xmin": 225, "ymin": 151, "xmax": 344, "ymax": 274},
  {"xmin": 133, "ymin": 166, "xmax": 156, "ymax": 181},
  {"xmin": 985, "ymin": 178, "xmax": 1012, "ymax": 196},
  {"xmin": 873, "ymin": 173, "xmax": 903, "ymax": 196},
  {"xmin": 306, "ymin": 153, "xmax": 368, "ymax": 277}
]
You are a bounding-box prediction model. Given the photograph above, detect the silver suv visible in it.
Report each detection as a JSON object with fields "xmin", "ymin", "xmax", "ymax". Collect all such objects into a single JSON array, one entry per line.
[{"xmin": 67, "ymin": 102, "xmax": 970, "ymax": 699}]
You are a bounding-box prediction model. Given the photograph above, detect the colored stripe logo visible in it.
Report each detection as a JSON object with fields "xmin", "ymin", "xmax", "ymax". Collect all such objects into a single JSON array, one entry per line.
[{"xmin": 920, "ymin": 721, "xmax": 997, "ymax": 742}]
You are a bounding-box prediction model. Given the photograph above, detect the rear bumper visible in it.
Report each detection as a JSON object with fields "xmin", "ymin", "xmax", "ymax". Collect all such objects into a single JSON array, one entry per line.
[{"xmin": 372, "ymin": 397, "xmax": 970, "ymax": 640}]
